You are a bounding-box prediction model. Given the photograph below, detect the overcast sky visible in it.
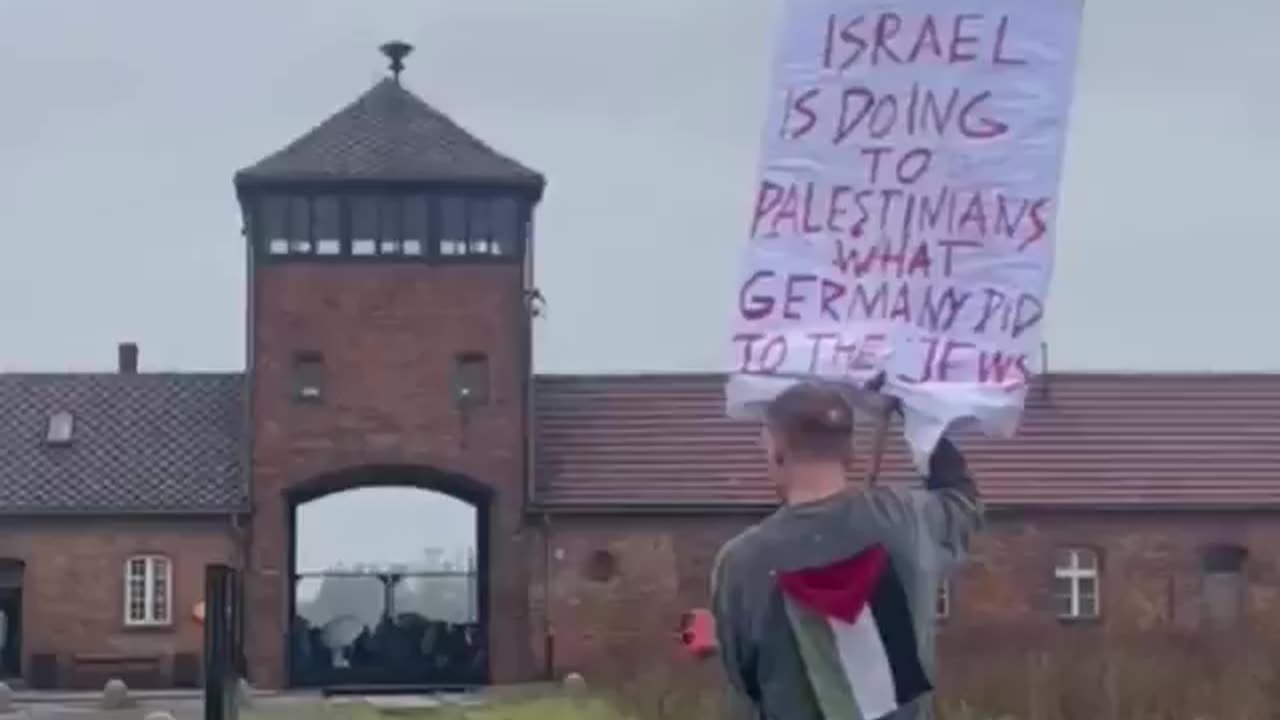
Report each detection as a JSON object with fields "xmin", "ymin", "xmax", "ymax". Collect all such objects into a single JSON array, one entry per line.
[
  {"xmin": 3, "ymin": 1, "xmax": 1276, "ymax": 598},
  {"xmin": 295, "ymin": 487, "xmax": 475, "ymax": 575},
  {"xmin": 1, "ymin": 0, "xmax": 1277, "ymax": 376}
]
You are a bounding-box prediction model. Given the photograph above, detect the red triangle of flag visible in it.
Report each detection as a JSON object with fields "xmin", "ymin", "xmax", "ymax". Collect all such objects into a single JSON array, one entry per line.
[{"xmin": 777, "ymin": 545, "xmax": 888, "ymax": 624}]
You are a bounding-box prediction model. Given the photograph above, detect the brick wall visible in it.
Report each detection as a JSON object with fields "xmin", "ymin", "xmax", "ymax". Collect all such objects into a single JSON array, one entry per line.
[
  {"xmin": 945, "ymin": 512, "xmax": 1280, "ymax": 633},
  {"xmin": 529, "ymin": 514, "xmax": 753, "ymax": 677},
  {"xmin": 535, "ymin": 510, "xmax": 1280, "ymax": 700},
  {"xmin": 0, "ymin": 517, "xmax": 235, "ymax": 687},
  {"xmin": 247, "ymin": 262, "xmax": 532, "ymax": 688}
]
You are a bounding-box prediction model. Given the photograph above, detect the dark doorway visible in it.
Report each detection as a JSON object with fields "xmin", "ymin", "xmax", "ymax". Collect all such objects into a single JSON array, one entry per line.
[
  {"xmin": 286, "ymin": 466, "xmax": 489, "ymax": 690},
  {"xmin": 204, "ymin": 564, "xmax": 243, "ymax": 720},
  {"xmin": 0, "ymin": 560, "xmax": 23, "ymax": 679}
]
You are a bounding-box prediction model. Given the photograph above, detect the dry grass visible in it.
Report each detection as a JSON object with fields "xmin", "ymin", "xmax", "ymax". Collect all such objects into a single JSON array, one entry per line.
[
  {"xmin": 577, "ymin": 627, "xmax": 1280, "ymax": 720},
  {"xmin": 245, "ymin": 628, "xmax": 1280, "ymax": 720},
  {"xmin": 931, "ymin": 628, "xmax": 1280, "ymax": 720}
]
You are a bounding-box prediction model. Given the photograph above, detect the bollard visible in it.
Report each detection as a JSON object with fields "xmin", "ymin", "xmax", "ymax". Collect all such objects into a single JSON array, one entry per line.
[
  {"xmin": 101, "ymin": 678, "xmax": 132, "ymax": 710},
  {"xmin": 237, "ymin": 678, "xmax": 255, "ymax": 709},
  {"xmin": 562, "ymin": 672, "xmax": 588, "ymax": 697}
]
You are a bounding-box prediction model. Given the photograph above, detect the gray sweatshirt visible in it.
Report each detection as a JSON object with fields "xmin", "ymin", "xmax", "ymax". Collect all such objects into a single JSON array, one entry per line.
[{"xmin": 711, "ymin": 439, "xmax": 981, "ymax": 720}]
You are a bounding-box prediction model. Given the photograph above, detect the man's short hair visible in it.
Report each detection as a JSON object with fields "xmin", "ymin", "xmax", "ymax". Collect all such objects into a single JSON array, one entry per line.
[{"xmin": 764, "ymin": 381, "xmax": 855, "ymax": 462}]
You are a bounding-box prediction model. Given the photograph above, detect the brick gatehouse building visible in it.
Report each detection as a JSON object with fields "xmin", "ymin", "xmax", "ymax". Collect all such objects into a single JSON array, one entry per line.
[{"xmin": 2, "ymin": 46, "xmax": 1279, "ymax": 694}]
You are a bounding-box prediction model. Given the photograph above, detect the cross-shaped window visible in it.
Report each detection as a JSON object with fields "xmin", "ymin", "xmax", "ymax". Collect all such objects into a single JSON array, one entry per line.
[{"xmin": 1053, "ymin": 547, "xmax": 1100, "ymax": 620}]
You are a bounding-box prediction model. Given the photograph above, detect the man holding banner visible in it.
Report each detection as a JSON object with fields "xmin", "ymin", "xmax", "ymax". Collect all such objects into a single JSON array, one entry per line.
[
  {"xmin": 711, "ymin": 380, "xmax": 979, "ymax": 719},
  {"xmin": 714, "ymin": 0, "xmax": 1082, "ymax": 717}
]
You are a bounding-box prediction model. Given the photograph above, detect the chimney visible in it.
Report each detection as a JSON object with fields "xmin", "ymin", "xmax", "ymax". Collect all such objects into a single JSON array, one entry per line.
[{"xmin": 118, "ymin": 343, "xmax": 139, "ymax": 374}]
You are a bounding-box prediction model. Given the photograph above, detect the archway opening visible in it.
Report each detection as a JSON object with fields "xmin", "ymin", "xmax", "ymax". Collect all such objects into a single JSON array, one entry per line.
[{"xmin": 287, "ymin": 468, "xmax": 487, "ymax": 689}]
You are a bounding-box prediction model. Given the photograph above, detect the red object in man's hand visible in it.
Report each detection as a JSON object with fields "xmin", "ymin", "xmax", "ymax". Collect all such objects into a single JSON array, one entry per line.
[{"xmin": 678, "ymin": 609, "xmax": 718, "ymax": 659}]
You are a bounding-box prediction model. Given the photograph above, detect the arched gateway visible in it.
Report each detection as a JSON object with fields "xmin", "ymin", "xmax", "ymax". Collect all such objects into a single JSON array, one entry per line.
[{"xmin": 287, "ymin": 466, "xmax": 491, "ymax": 688}]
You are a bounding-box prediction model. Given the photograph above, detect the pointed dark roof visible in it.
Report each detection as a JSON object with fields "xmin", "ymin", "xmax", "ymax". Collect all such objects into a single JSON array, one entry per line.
[{"xmin": 235, "ymin": 79, "xmax": 544, "ymax": 190}]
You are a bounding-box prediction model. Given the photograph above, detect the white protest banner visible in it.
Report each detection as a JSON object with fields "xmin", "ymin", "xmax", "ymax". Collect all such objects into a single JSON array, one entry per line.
[{"xmin": 725, "ymin": 2, "xmax": 1084, "ymax": 465}]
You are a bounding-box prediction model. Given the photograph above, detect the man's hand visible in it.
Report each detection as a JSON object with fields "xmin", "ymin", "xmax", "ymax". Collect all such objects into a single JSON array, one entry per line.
[
  {"xmin": 863, "ymin": 371, "xmax": 902, "ymax": 419},
  {"xmin": 864, "ymin": 371, "xmax": 887, "ymax": 393}
]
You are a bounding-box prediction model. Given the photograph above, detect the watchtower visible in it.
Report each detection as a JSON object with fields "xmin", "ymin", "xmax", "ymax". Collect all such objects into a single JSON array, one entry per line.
[{"xmin": 233, "ymin": 42, "xmax": 544, "ymax": 689}]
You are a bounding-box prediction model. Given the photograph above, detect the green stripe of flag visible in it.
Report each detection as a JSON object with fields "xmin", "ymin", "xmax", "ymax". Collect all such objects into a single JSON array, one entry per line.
[{"xmin": 784, "ymin": 596, "xmax": 862, "ymax": 720}]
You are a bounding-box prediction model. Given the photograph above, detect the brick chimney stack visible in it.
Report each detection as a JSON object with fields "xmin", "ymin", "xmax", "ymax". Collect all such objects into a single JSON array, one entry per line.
[{"xmin": 118, "ymin": 343, "xmax": 138, "ymax": 374}]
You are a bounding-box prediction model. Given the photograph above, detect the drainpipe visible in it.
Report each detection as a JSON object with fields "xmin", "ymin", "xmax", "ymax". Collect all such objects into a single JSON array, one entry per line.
[
  {"xmin": 238, "ymin": 193, "xmax": 258, "ymax": 682},
  {"xmin": 228, "ymin": 511, "xmax": 249, "ymax": 678},
  {"xmin": 522, "ymin": 206, "xmax": 538, "ymax": 509}
]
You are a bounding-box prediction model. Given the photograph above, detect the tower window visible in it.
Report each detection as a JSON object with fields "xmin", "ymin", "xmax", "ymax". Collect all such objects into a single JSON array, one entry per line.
[
  {"xmin": 402, "ymin": 197, "xmax": 427, "ymax": 256},
  {"xmin": 263, "ymin": 196, "xmax": 290, "ymax": 256},
  {"xmin": 437, "ymin": 196, "xmax": 520, "ymax": 258},
  {"xmin": 464, "ymin": 198, "xmax": 517, "ymax": 257},
  {"xmin": 378, "ymin": 197, "xmax": 403, "ymax": 255},
  {"xmin": 351, "ymin": 196, "xmax": 378, "ymax": 256},
  {"xmin": 488, "ymin": 197, "xmax": 519, "ymax": 256},
  {"xmin": 253, "ymin": 192, "xmax": 521, "ymax": 262},
  {"xmin": 313, "ymin": 196, "xmax": 342, "ymax": 255},
  {"xmin": 454, "ymin": 353, "xmax": 490, "ymax": 406},
  {"xmin": 467, "ymin": 199, "xmax": 497, "ymax": 256},
  {"xmin": 439, "ymin": 196, "xmax": 468, "ymax": 257},
  {"xmin": 288, "ymin": 197, "xmax": 312, "ymax": 254},
  {"xmin": 260, "ymin": 196, "xmax": 322, "ymax": 256},
  {"xmin": 293, "ymin": 351, "xmax": 325, "ymax": 403}
]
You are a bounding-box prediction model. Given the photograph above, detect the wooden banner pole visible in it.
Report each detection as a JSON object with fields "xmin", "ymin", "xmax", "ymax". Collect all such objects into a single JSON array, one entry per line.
[{"xmin": 865, "ymin": 401, "xmax": 892, "ymax": 486}]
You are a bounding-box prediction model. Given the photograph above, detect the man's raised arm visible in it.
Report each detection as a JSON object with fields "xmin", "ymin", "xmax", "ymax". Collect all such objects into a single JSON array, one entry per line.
[{"xmin": 920, "ymin": 436, "xmax": 983, "ymax": 570}]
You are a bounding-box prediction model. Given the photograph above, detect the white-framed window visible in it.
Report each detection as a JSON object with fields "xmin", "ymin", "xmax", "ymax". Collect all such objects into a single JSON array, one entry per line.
[
  {"xmin": 124, "ymin": 555, "xmax": 172, "ymax": 626},
  {"xmin": 1053, "ymin": 548, "xmax": 1100, "ymax": 620},
  {"xmin": 936, "ymin": 580, "xmax": 951, "ymax": 620}
]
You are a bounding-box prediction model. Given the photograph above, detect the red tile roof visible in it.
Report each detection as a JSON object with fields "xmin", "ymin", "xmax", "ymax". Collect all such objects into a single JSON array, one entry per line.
[{"xmin": 533, "ymin": 373, "xmax": 1280, "ymax": 511}]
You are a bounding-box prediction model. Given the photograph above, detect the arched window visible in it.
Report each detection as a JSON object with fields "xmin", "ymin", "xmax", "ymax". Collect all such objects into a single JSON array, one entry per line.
[{"xmin": 124, "ymin": 555, "xmax": 172, "ymax": 627}]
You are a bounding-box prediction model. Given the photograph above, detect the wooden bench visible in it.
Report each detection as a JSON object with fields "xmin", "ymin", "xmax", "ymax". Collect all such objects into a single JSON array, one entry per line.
[{"xmin": 70, "ymin": 653, "xmax": 164, "ymax": 689}]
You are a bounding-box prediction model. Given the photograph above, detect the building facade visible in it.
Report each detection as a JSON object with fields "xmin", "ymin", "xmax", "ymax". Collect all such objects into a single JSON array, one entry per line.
[
  {"xmin": 531, "ymin": 374, "xmax": 1280, "ymax": 687},
  {"xmin": 0, "ymin": 353, "xmax": 244, "ymax": 688},
  {"xmin": 1, "ymin": 47, "xmax": 1280, "ymax": 697}
]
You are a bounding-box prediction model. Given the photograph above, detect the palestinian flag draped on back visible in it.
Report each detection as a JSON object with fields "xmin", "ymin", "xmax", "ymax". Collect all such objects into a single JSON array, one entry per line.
[{"xmin": 778, "ymin": 545, "xmax": 932, "ymax": 720}]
